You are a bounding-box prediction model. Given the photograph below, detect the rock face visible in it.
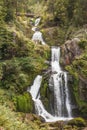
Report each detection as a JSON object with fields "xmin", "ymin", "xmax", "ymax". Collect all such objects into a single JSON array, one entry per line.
[
  {"xmin": 61, "ymin": 38, "xmax": 81, "ymax": 65},
  {"xmin": 61, "ymin": 37, "xmax": 87, "ymax": 117}
]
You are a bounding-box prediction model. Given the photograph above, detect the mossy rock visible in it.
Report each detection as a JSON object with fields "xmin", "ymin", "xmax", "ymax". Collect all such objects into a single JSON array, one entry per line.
[
  {"xmin": 64, "ymin": 125, "xmax": 79, "ymax": 130},
  {"xmin": 67, "ymin": 117, "xmax": 86, "ymax": 127},
  {"xmin": 40, "ymin": 78, "xmax": 51, "ymax": 112}
]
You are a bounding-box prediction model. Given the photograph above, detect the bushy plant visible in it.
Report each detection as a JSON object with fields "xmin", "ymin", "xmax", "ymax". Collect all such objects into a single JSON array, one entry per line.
[
  {"xmin": 0, "ymin": 104, "xmax": 43, "ymax": 130},
  {"xmin": 15, "ymin": 92, "xmax": 34, "ymax": 113}
]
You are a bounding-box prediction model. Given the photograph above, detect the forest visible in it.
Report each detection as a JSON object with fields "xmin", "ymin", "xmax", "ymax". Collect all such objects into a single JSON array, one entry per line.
[{"xmin": 0, "ymin": 0, "xmax": 87, "ymax": 130}]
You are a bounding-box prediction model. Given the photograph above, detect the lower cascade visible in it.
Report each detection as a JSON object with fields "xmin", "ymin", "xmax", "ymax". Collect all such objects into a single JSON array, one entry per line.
[{"xmin": 28, "ymin": 46, "xmax": 72, "ymax": 122}]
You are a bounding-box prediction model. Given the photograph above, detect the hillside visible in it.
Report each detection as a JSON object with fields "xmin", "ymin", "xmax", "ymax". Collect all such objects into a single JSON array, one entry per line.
[{"xmin": 0, "ymin": 0, "xmax": 87, "ymax": 130}]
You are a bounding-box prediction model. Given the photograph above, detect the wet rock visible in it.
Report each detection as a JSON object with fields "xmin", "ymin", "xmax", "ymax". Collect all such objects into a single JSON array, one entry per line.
[
  {"xmin": 61, "ymin": 38, "xmax": 81, "ymax": 65},
  {"xmin": 39, "ymin": 116, "xmax": 45, "ymax": 122},
  {"xmin": 49, "ymin": 76, "xmax": 54, "ymax": 92},
  {"xmin": 40, "ymin": 121, "xmax": 64, "ymax": 130},
  {"xmin": 23, "ymin": 113, "xmax": 42, "ymax": 124}
]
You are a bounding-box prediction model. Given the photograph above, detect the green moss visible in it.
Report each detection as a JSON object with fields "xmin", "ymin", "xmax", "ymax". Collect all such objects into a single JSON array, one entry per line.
[
  {"xmin": 67, "ymin": 117, "xmax": 86, "ymax": 127},
  {"xmin": 15, "ymin": 92, "xmax": 34, "ymax": 113},
  {"xmin": 40, "ymin": 77, "xmax": 52, "ymax": 112},
  {"xmin": 65, "ymin": 65, "xmax": 79, "ymax": 80},
  {"xmin": 41, "ymin": 81, "xmax": 48, "ymax": 98},
  {"xmin": 64, "ymin": 125, "xmax": 78, "ymax": 130},
  {"xmin": 40, "ymin": 80, "xmax": 49, "ymax": 109}
]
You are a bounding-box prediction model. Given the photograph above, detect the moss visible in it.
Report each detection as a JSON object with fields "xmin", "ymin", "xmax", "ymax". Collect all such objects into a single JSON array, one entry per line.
[
  {"xmin": 40, "ymin": 81, "xmax": 48, "ymax": 98},
  {"xmin": 40, "ymin": 79, "xmax": 49, "ymax": 111},
  {"xmin": 15, "ymin": 92, "xmax": 34, "ymax": 113},
  {"xmin": 64, "ymin": 125, "xmax": 78, "ymax": 130},
  {"xmin": 67, "ymin": 117, "xmax": 86, "ymax": 127},
  {"xmin": 65, "ymin": 65, "xmax": 79, "ymax": 80}
]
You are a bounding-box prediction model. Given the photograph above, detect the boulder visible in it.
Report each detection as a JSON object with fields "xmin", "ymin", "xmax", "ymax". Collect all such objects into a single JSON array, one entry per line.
[{"xmin": 61, "ymin": 38, "xmax": 81, "ymax": 65}]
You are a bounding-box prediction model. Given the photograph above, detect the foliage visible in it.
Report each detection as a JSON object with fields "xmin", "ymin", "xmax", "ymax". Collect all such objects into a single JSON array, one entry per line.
[
  {"xmin": 0, "ymin": 53, "xmax": 48, "ymax": 93},
  {"xmin": 0, "ymin": 104, "xmax": 47, "ymax": 130},
  {"xmin": 0, "ymin": 88, "xmax": 15, "ymax": 110},
  {"xmin": 73, "ymin": 0, "xmax": 87, "ymax": 26},
  {"xmin": 47, "ymin": 0, "xmax": 87, "ymax": 26},
  {"xmin": 47, "ymin": 0, "xmax": 68, "ymax": 25}
]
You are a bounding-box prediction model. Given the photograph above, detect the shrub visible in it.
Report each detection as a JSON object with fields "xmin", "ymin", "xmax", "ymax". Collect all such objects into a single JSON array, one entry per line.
[{"xmin": 15, "ymin": 93, "xmax": 34, "ymax": 113}]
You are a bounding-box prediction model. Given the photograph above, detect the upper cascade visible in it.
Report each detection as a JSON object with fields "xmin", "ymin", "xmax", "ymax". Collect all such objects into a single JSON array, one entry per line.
[
  {"xmin": 35, "ymin": 17, "xmax": 41, "ymax": 26},
  {"xmin": 31, "ymin": 18, "xmax": 46, "ymax": 45}
]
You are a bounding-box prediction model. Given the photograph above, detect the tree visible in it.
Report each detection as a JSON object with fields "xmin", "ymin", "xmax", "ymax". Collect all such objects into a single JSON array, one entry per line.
[
  {"xmin": 73, "ymin": 0, "xmax": 87, "ymax": 26},
  {"xmin": 47, "ymin": 0, "xmax": 68, "ymax": 24}
]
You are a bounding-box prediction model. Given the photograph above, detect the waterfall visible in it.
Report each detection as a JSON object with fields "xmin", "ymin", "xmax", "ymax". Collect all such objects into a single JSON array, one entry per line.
[
  {"xmin": 29, "ymin": 75, "xmax": 42, "ymax": 100},
  {"xmin": 32, "ymin": 31, "xmax": 46, "ymax": 45},
  {"xmin": 27, "ymin": 75, "xmax": 56, "ymax": 122},
  {"xmin": 28, "ymin": 47, "xmax": 72, "ymax": 122},
  {"xmin": 35, "ymin": 17, "xmax": 41, "ymax": 26},
  {"xmin": 32, "ymin": 18, "xmax": 46, "ymax": 45},
  {"xmin": 51, "ymin": 47, "xmax": 72, "ymax": 117}
]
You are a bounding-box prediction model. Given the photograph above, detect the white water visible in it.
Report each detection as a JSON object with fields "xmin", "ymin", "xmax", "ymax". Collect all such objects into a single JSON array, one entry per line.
[
  {"xmin": 64, "ymin": 72, "xmax": 72, "ymax": 117},
  {"xmin": 28, "ymin": 47, "xmax": 72, "ymax": 122},
  {"xmin": 51, "ymin": 47, "xmax": 72, "ymax": 118},
  {"xmin": 32, "ymin": 31, "xmax": 46, "ymax": 45},
  {"xmin": 32, "ymin": 18, "xmax": 41, "ymax": 31},
  {"xmin": 27, "ymin": 75, "xmax": 56, "ymax": 122},
  {"xmin": 35, "ymin": 17, "xmax": 41, "ymax": 26},
  {"xmin": 29, "ymin": 75, "xmax": 42, "ymax": 100},
  {"xmin": 32, "ymin": 27, "xmax": 37, "ymax": 32},
  {"xmin": 32, "ymin": 18, "xmax": 46, "ymax": 45}
]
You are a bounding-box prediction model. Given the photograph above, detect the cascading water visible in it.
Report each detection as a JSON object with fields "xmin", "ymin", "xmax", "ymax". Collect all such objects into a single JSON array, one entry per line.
[
  {"xmin": 32, "ymin": 17, "xmax": 41, "ymax": 31},
  {"xmin": 32, "ymin": 31, "xmax": 46, "ymax": 45},
  {"xmin": 51, "ymin": 47, "xmax": 72, "ymax": 117},
  {"xmin": 28, "ymin": 47, "xmax": 72, "ymax": 122},
  {"xmin": 35, "ymin": 17, "xmax": 41, "ymax": 26},
  {"xmin": 27, "ymin": 75, "xmax": 55, "ymax": 122},
  {"xmin": 32, "ymin": 18, "xmax": 46, "ymax": 45}
]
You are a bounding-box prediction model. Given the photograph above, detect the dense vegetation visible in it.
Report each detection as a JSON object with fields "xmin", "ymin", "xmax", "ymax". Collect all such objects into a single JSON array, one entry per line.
[{"xmin": 0, "ymin": 0, "xmax": 87, "ymax": 129}]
